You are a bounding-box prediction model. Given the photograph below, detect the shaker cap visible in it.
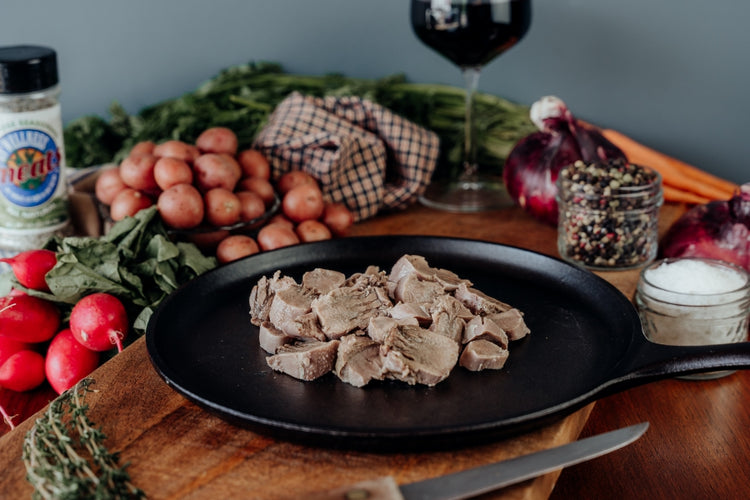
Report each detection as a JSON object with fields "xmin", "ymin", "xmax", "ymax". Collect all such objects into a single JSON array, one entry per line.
[{"xmin": 0, "ymin": 45, "xmax": 59, "ymax": 94}]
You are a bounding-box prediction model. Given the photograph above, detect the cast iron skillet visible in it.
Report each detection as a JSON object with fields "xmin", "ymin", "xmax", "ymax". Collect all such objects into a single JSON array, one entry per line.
[{"xmin": 146, "ymin": 236, "xmax": 750, "ymax": 451}]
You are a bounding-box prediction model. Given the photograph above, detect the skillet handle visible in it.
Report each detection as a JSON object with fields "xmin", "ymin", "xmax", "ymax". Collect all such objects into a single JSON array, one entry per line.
[{"xmin": 609, "ymin": 338, "xmax": 750, "ymax": 387}]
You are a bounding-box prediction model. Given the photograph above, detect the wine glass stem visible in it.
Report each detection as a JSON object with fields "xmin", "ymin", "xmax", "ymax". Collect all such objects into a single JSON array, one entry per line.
[{"xmin": 462, "ymin": 66, "xmax": 481, "ymax": 181}]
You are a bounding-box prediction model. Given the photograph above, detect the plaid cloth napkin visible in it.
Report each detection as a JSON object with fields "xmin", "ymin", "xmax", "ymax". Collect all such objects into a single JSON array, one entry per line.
[{"xmin": 253, "ymin": 92, "xmax": 440, "ymax": 221}]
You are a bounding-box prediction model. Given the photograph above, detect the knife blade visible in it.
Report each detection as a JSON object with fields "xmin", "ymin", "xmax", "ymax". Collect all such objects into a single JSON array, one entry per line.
[{"xmin": 313, "ymin": 422, "xmax": 649, "ymax": 500}]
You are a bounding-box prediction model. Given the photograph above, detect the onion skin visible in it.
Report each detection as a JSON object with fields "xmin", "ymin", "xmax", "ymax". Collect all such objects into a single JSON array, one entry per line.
[
  {"xmin": 661, "ymin": 184, "xmax": 750, "ymax": 271},
  {"xmin": 503, "ymin": 96, "xmax": 625, "ymax": 226}
]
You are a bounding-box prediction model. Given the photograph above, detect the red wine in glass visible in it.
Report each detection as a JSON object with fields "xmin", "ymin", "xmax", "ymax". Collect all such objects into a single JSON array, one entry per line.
[{"xmin": 411, "ymin": 0, "xmax": 531, "ymax": 212}]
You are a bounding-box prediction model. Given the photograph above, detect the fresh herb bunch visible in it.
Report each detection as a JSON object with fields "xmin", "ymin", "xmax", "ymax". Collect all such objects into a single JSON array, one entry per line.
[
  {"xmin": 63, "ymin": 61, "xmax": 536, "ymax": 180},
  {"xmin": 22, "ymin": 379, "xmax": 145, "ymax": 500}
]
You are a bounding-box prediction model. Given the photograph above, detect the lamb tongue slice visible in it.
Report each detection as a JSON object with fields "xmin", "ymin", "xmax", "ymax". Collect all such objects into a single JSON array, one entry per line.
[
  {"xmin": 381, "ymin": 325, "xmax": 459, "ymax": 386},
  {"xmin": 334, "ymin": 334, "xmax": 385, "ymax": 387},
  {"xmin": 459, "ymin": 339, "xmax": 510, "ymax": 372},
  {"xmin": 266, "ymin": 339, "xmax": 340, "ymax": 381}
]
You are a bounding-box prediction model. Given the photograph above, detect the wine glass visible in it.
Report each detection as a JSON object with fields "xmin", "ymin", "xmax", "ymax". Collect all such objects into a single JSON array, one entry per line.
[{"xmin": 411, "ymin": 0, "xmax": 532, "ymax": 212}]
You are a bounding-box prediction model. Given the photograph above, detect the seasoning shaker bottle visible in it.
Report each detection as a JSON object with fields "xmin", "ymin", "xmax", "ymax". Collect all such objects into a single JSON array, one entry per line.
[
  {"xmin": 636, "ymin": 257, "xmax": 750, "ymax": 380},
  {"xmin": 0, "ymin": 45, "xmax": 69, "ymax": 257},
  {"xmin": 556, "ymin": 159, "xmax": 662, "ymax": 270}
]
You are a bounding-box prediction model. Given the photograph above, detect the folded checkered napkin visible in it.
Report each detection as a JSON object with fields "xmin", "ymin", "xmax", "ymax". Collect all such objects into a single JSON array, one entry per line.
[{"xmin": 252, "ymin": 92, "xmax": 440, "ymax": 221}]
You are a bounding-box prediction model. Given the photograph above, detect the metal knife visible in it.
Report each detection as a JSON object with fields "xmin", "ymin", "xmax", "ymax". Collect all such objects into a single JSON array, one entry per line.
[{"xmin": 312, "ymin": 422, "xmax": 649, "ymax": 500}]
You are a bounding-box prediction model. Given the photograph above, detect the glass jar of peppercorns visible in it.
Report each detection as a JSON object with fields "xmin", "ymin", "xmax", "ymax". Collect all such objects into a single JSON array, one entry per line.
[{"xmin": 556, "ymin": 158, "xmax": 663, "ymax": 270}]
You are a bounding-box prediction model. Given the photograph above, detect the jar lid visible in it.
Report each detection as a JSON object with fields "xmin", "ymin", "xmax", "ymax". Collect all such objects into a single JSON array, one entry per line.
[{"xmin": 0, "ymin": 45, "xmax": 59, "ymax": 94}]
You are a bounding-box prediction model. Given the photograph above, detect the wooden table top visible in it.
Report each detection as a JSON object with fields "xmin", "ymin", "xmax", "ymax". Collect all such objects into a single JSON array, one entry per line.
[{"xmin": 1, "ymin": 201, "xmax": 749, "ymax": 499}]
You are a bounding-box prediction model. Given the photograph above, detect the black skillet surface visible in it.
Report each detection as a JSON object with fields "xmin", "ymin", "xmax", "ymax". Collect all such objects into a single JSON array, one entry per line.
[{"xmin": 146, "ymin": 236, "xmax": 750, "ymax": 451}]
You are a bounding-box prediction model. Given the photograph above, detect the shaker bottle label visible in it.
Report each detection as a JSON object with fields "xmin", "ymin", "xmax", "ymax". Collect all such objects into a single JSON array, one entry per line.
[{"xmin": 0, "ymin": 104, "xmax": 67, "ymax": 228}]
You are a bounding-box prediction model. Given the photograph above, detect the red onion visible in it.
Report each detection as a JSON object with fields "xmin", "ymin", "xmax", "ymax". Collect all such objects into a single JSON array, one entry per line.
[
  {"xmin": 661, "ymin": 184, "xmax": 750, "ymax": 271},
  {"xmin": 503, "ymin": 96, "xmax": 626, "ymax": 225}
]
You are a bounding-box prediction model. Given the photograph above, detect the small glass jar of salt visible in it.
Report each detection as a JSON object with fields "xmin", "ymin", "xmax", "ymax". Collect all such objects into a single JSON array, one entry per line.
[{"xmin": 636, "ymin": 257, "xmax": 750, "ymax": 380}]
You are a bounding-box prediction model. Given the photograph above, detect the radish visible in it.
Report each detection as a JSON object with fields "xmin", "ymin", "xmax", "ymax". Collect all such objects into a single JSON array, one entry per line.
[
  {"xmin": 0, "ymin": 337, "xmax": 31, "ymax": 366},
  {"xmin": 0, "ymin": 295, "xmax": 61, "ymax": 343},
  {"xmin": 69, "ymin": 293, "xmax": 129, "ymax": 352},
  {"xmin": 0, "ymin": 249, "xmax": 57, "ymax": 292},
  {"xmin": 0, "ymin": 350, "xmax": 46, "ymax": 392},
  {"xmin": 45, "ymin": 328, "xmax": 100, "ymax": 394}
]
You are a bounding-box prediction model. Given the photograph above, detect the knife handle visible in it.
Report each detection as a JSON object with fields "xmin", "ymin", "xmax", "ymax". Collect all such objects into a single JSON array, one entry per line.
[{"xmin": 309, "ymin": 476, "xmax": 405, "ymax": 500}]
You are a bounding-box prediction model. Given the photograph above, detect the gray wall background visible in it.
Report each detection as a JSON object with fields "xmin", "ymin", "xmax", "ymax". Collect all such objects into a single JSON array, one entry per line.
[{"xmin": 2, "ymin": 0, "xmax": 747, "ymax": 184}]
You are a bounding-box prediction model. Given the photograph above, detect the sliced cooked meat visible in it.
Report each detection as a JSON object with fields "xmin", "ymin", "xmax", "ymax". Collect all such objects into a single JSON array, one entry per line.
[
  {"xmin": 334, "ymin": 334, "xmax": 385, "ymax": 387},
  {"xmin": 248, "ymin": 271, "xmax": 298, "ymax": 325},
  {"xmin": 486, "ymin": 308, "xmax": 530, "ymax": 341},
  {"xmin": 393, "ymin": 272, "xmax": 445, "ymax": 306},
  {"xmin": 389, "ymin": 254, "xmax": 470, "ymax": 292},
  {"xmin": 366, "ymin": 316, "xmax": 400, "ymax": 343},
  {"xmin": 459, "ymin": 339, "xmax": 509, "ymax": 371},
  {"xmin": 258, "ymin": 321, "xmax": 294, "ymax": 354},
  {"xmin": 344, "ymin": 266, "xmax": 388, "ymax": 290},
  {"xmin": 381, "ymin": 324, "xmax": 459, "ymax": 386},
  {"xmin": 302, "ymin": 268, "xmax": 347, "ymax": 295},
  {"xmin": 463, "ymin": 316, "xmax": 509, "ymax": 349},
  {"xmin": 429, "ymin": 310, "xmax": 465, "ymax": 343},
  {"xmin": 268, "ymin": 285, "xmax": 315, "ymax": 336},
  {"xmin": 389, "ymin": 302, "xmax": 431, "ymax": 325},
  {"xmin": 266, "ymin": 340, "xmax": 340, "ymax": 381},
  {"xmin": 312, "ymin": 285, "xmax": 391, "ymax": 339},
  {"xmin": 454, "ymin": 282, "xmax": 512, "ymax": 315}
]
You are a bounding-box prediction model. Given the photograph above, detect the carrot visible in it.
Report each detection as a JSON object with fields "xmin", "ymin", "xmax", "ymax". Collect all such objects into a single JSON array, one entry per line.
[
  {"xmin": 661, "ymin": 185, "xmax": 712, "ymax": 205},
  {"xmin": 602, "ymin": 129, "xmax": 738, "ymax": 201}
]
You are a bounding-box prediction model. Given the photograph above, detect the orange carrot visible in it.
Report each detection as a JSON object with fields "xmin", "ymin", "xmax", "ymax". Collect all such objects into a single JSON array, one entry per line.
[
  {"xmin": 602, "ymin": 129, "xmax": 738, "ymax": 201},
  {"xmin": 662, "ymin": 185, "xmax": 712, "ymax": 205}
]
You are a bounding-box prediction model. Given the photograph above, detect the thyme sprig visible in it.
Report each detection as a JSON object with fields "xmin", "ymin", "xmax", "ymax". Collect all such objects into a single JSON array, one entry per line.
[{"xmin": 22, "ymin": 379, "xmax": 145, "ymax": 500}]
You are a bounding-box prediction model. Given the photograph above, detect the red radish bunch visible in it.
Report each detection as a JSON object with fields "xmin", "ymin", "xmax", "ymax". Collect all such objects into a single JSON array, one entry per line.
[{"xmin": 0, "ymin": 249, "xmax": 133, "ymax": 427}]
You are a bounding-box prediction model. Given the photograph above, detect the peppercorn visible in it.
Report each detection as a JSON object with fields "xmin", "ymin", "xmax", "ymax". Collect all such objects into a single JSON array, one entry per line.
[{"xmin": 556, "ymin": 159, "xmax": 663, "ymax": 270}]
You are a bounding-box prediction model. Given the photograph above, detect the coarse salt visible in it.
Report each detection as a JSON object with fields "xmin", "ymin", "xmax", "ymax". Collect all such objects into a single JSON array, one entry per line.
[
  {"xmin": 644, "ymin": 259, "xmax": 746, "ymax": 296},
  {"xmin": 636, "ymin": 258, "xmax": 750, "ymax": 348}
]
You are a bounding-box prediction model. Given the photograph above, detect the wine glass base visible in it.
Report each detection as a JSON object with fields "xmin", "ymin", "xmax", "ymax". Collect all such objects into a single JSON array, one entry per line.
[{"xmin": 419, "ymin": 179, "xmax": 514, "ymax": 213}]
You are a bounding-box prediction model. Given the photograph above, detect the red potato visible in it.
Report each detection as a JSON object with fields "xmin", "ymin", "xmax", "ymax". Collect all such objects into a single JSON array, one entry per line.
[
  {"xmin": 153, "ymin": 157, "xmax": 193, "ymax": 191},
  {"xmin": 216, "ymin": 235, "xmax": 260, "ymax": 264},
  {"xmin": 266, "ymin": 213, "xmax": 295, "ymax": 229},
  {"xmin": 109, "ymin": 188, "xmax": 153, "ymax": 221},
  {"xmin": 0, "ymin": 295, "xmax": 60, "ymax": 343},
  {"xmin": 204, "ymin": 188, "xmax": 241, "ymax": 227},
  {"xmin": 153, "ymin": 140, "xmax": 200, "ymax": 163},
  {"xmin": 238, "ymin": 149, "xmax": 271, "ymax": 180},
  {"xmin": 45, "ymin": 328, "xmax": 100, "ymax": 395},
  {"xmin": 157, "ymin": 184, "xmax": 205, "ymax": 229},
  {"xmin": 257, "ymin": 223, "xmax": 300, "ymax": 251},
  {"xmin": 295, "ymin": 219, "xmax": 332, "ymax": 242},
  {"xmin": 186, "ymin": 229, "xmax": 230, "ymax": 250},
  {"xmin": 282, "ymin": 184, "xmax": 325, "ymax": 223},
  {"xmin": 0, "ymin": 249, "xmax": 57, "ymax": 292},
  {"xmin": 94, "ymin": 167, "xmax": 127, "ymax": 205},
  {"xmin": 70, "ymin": 293, "xmax": 129, "ymax": 352},
  {"xmin": 128, "ymin": 140, "xmax": 156, "ymax": 158},
  {"xmin": 118, "ymin": 154, "xmax": 159, "ymax": 192},
  {"xmin": 322, "ymin": 202, "xmax": 355, "ymax": 236},
  {"xmin": 237, "ymin": 177, "xmax": 276, "ymax": 207},
  {"xmin": 193, "ymin": 153, "xmax": 241, "ymax": 192},
  {"xmin": 236, "ymin": 191, "xmax": 266, "ymax": 222},
  {"xmin": 0, "ymin": 350, "xmax": 46, "ymax": 392},
  {"xmin": 196, "ymin": 127, "xmax": 238, "ymax": 156},
  {"xmin": 277, "ymin": 170, "xmax": 317, "ymax": 195}
]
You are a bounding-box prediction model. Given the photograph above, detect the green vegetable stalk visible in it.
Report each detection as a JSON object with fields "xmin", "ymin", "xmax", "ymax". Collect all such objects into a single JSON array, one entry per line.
[{"xmin": 63, "ymin": 61, "xmax": 536, "ymax": 181}]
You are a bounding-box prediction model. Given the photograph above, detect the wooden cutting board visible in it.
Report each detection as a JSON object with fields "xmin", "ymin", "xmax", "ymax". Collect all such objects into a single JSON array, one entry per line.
[{"xmin": 0, "ymin": 203, "xmax": 684, "ymax": 499}]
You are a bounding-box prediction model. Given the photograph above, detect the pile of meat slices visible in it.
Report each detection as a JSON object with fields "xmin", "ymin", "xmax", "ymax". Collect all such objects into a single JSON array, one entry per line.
[{"xmin": 248, "ymin": 254, "xmax": 530, "ymax": 387}]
